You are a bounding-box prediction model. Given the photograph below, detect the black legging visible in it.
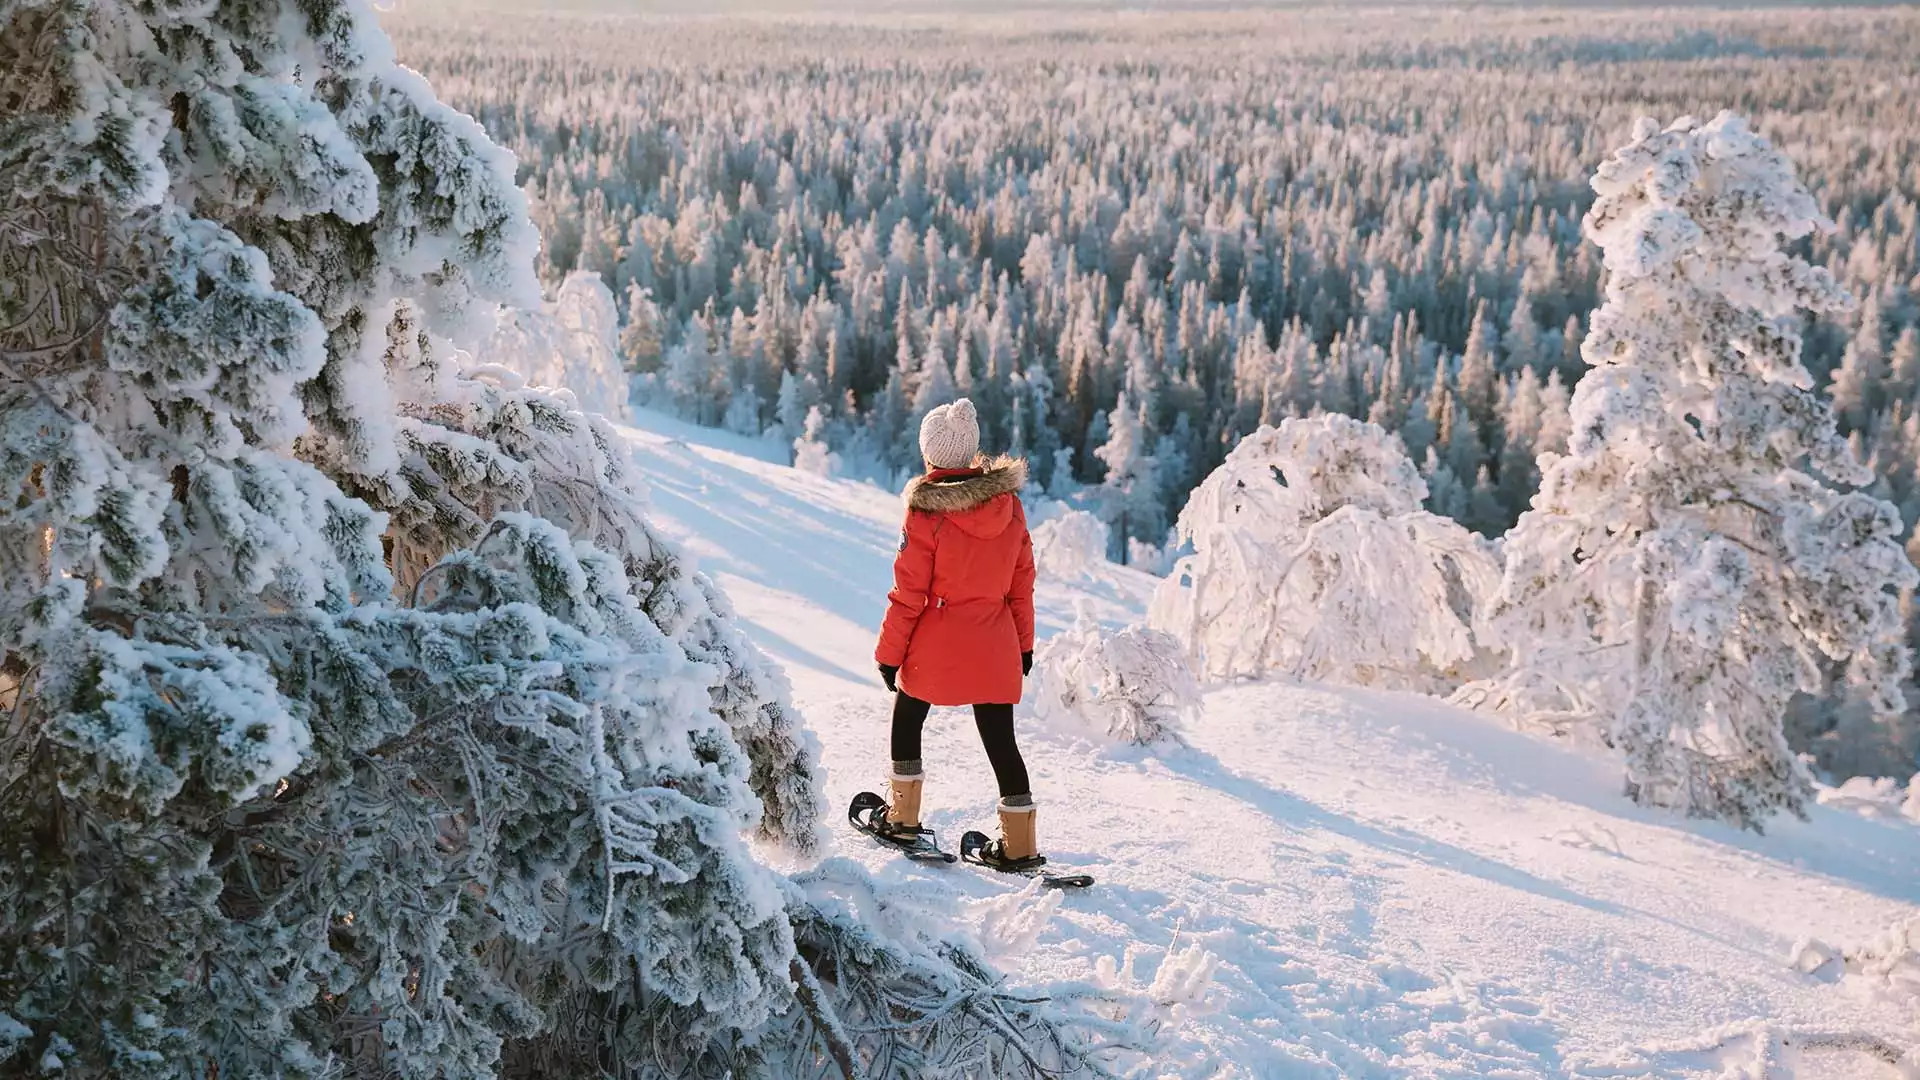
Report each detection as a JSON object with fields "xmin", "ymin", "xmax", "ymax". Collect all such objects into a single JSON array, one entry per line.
[{"xmin": 891, "ymin": 693, "xmax": 1031, "ymax": 799}]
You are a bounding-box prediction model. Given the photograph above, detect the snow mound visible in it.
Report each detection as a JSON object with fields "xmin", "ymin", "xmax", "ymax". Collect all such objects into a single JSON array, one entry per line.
[{"xmin": 1816, "ymin": 774, "xmax": 1920, "ymax": 824}]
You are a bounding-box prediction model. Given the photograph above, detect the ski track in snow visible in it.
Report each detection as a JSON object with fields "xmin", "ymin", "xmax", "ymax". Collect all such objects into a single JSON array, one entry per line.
[{"xmin": 617, "ymin": 408, "xmax": 1920, "ymax": 1079}]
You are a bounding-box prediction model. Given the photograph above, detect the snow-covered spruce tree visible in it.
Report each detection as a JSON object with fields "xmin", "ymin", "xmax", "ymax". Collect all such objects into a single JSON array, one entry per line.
[
  {"xmin": 1034, "ymin": 609, "xmax": 1199, "ymax": 747},
  {"xmin": 1093, "ymin": 390, "xmax": 1162, "ymax": 564},
  {"xmin": 1474, "ymin": 114, "xmax": 1917, "ymax": 830},
  {"xmin": 0, "ymin": 0, "xmax": 802, "ymax": 1072},
  {"xmin": 793, "ymin": 402, "xmax": 838, "ymax": 477},
  {"xmin": 0, "ymin": 2, "xmax": 1135, "ymax": 1075},
  {"xmin": 1150, "ymin": 415, "xmax": 1500, "ymax": 692},
  {"xmin": 177, "ymin": 0, "xmax": 823, "ymax": 853}
]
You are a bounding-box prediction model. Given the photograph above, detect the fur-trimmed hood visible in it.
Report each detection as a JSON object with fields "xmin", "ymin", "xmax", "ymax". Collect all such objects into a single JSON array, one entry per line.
[{"xmin": 904, "ymin": 455, "xmax": 1028, "ymax": 516}]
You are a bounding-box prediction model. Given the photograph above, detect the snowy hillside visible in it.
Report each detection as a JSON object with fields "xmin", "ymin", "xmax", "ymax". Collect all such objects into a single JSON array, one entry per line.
[{"xmin": 618, "ymin": 408, "xmax": 1920, "ymax": 1079}]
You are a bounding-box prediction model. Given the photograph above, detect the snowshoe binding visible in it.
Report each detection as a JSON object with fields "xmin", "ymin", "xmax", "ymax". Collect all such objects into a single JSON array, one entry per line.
[
  {"xmin": 959, "ymin": 830, "xmax": 1093, "ymax": 889},
  {"xmin": 849, "ymin": 791, "xmax": 955, "ymax": 863}
]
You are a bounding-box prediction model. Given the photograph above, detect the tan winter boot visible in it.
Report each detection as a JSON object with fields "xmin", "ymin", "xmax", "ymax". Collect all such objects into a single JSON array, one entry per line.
[
  {"xmin": 993, "ymin": 795, "xmax": 1043, "ymax": 865},
  {"xmin": 882, "ymin": 772, "xmax": 923, "ymax": 836}
]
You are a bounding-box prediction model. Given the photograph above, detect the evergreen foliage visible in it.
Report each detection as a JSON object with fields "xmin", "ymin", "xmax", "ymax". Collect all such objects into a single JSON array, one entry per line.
[{"xmin": 0, "ymin": 0, "xmax": 1132, "ymax": 1072}]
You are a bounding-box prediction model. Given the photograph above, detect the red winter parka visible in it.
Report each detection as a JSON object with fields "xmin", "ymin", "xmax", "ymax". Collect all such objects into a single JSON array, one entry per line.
[{"xmin": 875, "ymin": 457, "xmax": 1036, "ymax": 706}]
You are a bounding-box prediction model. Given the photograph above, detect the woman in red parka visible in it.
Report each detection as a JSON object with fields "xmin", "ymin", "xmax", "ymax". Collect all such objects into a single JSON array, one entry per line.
[{"xmin": 874, "ymin": 398, "xmax": 1043, "ymax": 870}]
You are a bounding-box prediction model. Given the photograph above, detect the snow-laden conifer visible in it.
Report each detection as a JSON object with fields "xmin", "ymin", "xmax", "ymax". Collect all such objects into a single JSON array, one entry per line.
[
  {"xmin": 1032, "ymin": 509, "xmax": 1113, "ymax": 580},
  {"xmin": 1151, "ymin": 415, "xmax": 1499, "ymax": 691},
  {"xmin": 1472, "ymin": 113, "xmax": 1918, "ymax": 829},
  {"xmin": 1094, "ymin": 391, "xmax": 1163, "ymax": 563},
  {"xmin": 0, "ymin": 1, "xmax": 1080, "ymax": 1073},
  {"xmin": 0, "ymin": 0, "xmax": 806, "ymax": 1071},
  {"xmin": 793, "ymin": 403, "xmax": 839, "ymax": 477}
]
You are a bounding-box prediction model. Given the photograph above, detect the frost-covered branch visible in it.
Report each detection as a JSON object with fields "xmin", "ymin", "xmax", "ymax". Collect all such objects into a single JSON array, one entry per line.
[
  {"xmin": 502, "ymin": 860, "xmax": 1151, "ymax": 1079},
  {"xmin": 357, "ymin": 341, "xmax": 828, "ymax": 854}
]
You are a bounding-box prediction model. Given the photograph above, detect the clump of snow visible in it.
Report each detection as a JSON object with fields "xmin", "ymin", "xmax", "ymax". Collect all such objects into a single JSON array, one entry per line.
[
  {"xmin": 1797, "ymin": 916, "xmax": 1920, "ymax": 1008},
  {"xmin": 1092, "ymin": 929, "xmax": 1222, "ymax": 1034},
  {"xmin": 38, "ymin": 1034, "xmax": 73, "ymax": 1074},
  {"xmin": 1032, "ymin": 508, "xmax": 1112, "ymax": 580},
  {"xmin": 1126, "ymin": 536, "xmax": 1175, "ymax": 577},
  {"xmin": 483, "ymin": 270, "xmax": 632, "ymax": 420},
  {"xmin": 0, "ymin": 1013, "xmax": 30, "ymax": 1066},
  {"xmin": 1034, "ymin": 608, "xmax": 1198, "ymax": 747},
  {"xmin": 970, "ymin": 880, "xmax": 1066, "ymax": 958},
  {"xmin": 1842, "ymin": 920, "xmax": 1920, "ymax": 1010},
  {"xmin": 1789, "ymin": 937, "xmax": 1844, "ymax": 979},
  {"xmin": 792, "ymin": 404, "xmax": 839, "ymax": 477},
  {"xmin": 1815, "ymin": 773, "xmax": 1920, "ymax": 824},
  {"xmin": 1147, "ymin": 941, "xmax": 1223, "ymax": 1012}
]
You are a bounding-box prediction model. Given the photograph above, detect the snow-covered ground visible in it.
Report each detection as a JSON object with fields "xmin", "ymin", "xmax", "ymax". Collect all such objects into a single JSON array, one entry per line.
[{"xmin": 616, "ymin": 408, "xmax": 1920, "ymax": 1079}]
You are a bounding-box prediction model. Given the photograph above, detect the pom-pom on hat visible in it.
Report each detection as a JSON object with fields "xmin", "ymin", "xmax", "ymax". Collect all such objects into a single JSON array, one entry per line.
[{"xmin": 919, "ymin": 398, "xmax": 981, "ymax": 470}]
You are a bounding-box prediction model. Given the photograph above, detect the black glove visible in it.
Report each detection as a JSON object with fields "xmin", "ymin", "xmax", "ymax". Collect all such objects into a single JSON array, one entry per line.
[
  {"xmin": 879, "ymin": 664, "xmax": 899, "ymax": 693},
  {"xmin": 1021, "ymin": 651, "xmax": 1033, "ymax": 677}
]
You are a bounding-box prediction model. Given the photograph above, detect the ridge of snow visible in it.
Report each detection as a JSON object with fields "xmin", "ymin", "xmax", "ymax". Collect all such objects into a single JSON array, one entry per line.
[{"xmin": 615, "ymin": 406, "xmax": 1920, "ymax": 1079}]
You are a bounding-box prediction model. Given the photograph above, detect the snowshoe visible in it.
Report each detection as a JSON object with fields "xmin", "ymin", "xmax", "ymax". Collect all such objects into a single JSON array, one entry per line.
[
  {"xmin": 848, "ymin": 791, "xmax": 955, "ymax": 863},
  {"xmin": 959, "ymin": 830, "xmax": 1093, "ymax": 888}
]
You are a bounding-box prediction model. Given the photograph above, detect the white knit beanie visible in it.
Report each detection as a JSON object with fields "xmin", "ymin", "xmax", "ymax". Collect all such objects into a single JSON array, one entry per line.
[{"xmin": 918, "ymin": 398, "xmax": 981, "ymax": 470}]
